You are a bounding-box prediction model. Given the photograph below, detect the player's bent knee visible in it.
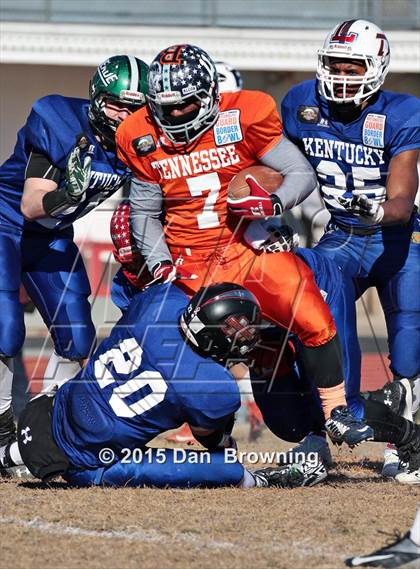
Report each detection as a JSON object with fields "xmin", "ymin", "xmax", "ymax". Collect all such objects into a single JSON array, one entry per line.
[
  {"xmin": 48, "ymin": 297, "xmax": 96, "ymax": 359},
  {"xmin": 52, "ymin": 328, "xmax": 96, "ymax": 360},
  {"xmin": 0, "ymin": 292, "xmax": 25, "ymax": 356}
]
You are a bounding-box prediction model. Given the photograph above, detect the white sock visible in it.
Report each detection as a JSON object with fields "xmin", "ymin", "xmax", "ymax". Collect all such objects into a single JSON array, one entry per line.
[
  {"xmin": 410, "ymin": 502, "xmax": 420, "ymax": 547},
  {"xmin": 0, "ymin": 357, "xmax": 13, "ymax": 414},
  {"xmin": 239, "ymin": 469, "xmax": 256, "ymax": 489},
  {"xmin": 237, "ymin": 372, "xmax": 255, "ymax": 404},
  {"xmin": 43, "ymin": 352, "xmax": 81, "ymax": 392}
]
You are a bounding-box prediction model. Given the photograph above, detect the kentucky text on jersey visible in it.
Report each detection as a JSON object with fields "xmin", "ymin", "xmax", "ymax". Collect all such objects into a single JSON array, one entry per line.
[
  {"xmin": 281, "ymin": 80, "xmax": 420, "ymax": 229},
  {"xmin": 302, "ymin": 138, "xmax": 385, "ymax": 166},
  {"xmin": 89, "ymin": 171, "xmax": 125, "ymax": 189},
  {"xmin": 151, "ymin": 145, "xmax": 240, "ymax": 180}
]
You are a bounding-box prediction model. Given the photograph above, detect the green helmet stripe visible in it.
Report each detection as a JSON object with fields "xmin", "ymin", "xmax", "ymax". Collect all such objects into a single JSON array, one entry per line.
[{"xmin": 127, "ymin": 54, "xmax": 139, "ymax": 91}]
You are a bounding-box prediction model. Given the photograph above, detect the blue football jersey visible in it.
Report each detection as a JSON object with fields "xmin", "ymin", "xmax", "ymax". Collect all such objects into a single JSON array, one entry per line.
[
  {"xmin": 281, "ymin": 80, "xmax": 420, "ymax": 229},
  {"xmin": 52, "ymin": 284, "xmax": 240, "ymax": 469},
  {"xmin": 0, "ymin": 95, "xmax": 130, "ymax": 232}
]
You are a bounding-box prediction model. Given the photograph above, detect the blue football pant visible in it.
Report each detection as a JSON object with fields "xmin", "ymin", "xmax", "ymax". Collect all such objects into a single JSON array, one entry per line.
[
  {"xmin": 315, "ymin": 215, "xmax": 420, "ymax": 380},
  {"xmin": 0, "ymin": 227, "xmax": 95, "ymax": 359},
  {"xmin": 64, "ymin": 449, "xmax": 245, "ymax": 488}
]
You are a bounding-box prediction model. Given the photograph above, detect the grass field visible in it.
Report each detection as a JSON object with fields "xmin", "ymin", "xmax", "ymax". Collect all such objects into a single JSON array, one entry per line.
[{"xmin": 1, "ymin": 423, "xmax": 418, "ymax": 569}]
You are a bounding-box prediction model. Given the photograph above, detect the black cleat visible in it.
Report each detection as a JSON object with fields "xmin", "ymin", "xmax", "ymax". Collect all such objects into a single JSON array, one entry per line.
[
  {"xmin": 0, "ymin": 407, "xmax": 16, "ymax": 447},
  {"xmin": 346, "ymin": 531, "xmax": 420, "ymax": 567},
  {"xmin": 325, "ymin": 406, "xmax": 374, "ymax": 447},
  {"xmin": 395, "ymin": 424, "xmax": 420, "ymax": 485},
  {"xmin": 252, "ymin": 461, "xmax": 327, "ymax": 488}
]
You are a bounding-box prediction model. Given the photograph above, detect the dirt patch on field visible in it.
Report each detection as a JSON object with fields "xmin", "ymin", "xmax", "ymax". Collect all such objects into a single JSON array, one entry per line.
[{"xmin": 0, "ymin": 426, "xmax": 418, "ymax": 569}]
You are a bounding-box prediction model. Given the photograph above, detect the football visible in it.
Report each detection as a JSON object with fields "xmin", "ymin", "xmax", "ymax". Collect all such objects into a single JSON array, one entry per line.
[{"xmin": 227, "ymin": 165, "xmax": 284, "ymax": 199}]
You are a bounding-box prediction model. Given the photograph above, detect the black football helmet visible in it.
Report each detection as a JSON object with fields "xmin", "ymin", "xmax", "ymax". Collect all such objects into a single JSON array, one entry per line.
[
  {"xmin": 180, "ymin": 283, "xmax": 262, "ymax": 363},
  {"xmin": 148, "ymin": 44, "xmax": 220, "ymax": 145}
]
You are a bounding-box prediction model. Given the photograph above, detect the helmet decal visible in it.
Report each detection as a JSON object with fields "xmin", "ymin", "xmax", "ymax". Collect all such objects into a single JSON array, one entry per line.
[{"xmin": 330, "ymin": 20, "xmax": 358, "ymax": 43}]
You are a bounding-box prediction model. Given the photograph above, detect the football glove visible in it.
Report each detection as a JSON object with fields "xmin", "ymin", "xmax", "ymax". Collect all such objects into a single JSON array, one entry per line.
[
  {"xmin": 244, "ymin": 219, "xmax": 299, "ymax": 253},
  {"xmin": 227, "ymin": 175, "xmax": 283, "ymax": 219},
  {"xmin": 337, "ymin": 194, "xmax": 384, "ymax": 225},
  {"xmin": 65, "ymin": 134, "xmax": 95, "ymax": 203},
  {"xmin": 146, "ymin": 261, "xmax": 197, "ymax": 288}
]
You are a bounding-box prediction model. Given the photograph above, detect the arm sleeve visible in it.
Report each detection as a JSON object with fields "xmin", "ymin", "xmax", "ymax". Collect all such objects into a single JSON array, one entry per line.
[
  {"xmin": 246, "ymin": 93, "xmax": 283, "ymax": 158},
  {"xmin": 129, "ymin": 177, "xmax": 173, "ymax": 272},
  {"xmin": 260, "ymin": 136, "xmax": 318, "ymax": 210},
  {"xmin": 25, "ymin": 151, "xmax": 61, "ymax": 183}
]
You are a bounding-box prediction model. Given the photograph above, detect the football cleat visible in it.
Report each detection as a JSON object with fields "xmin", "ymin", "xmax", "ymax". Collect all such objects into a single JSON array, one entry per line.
[
  {"xmin": 0, "ymin": 463, "xmax": 33, "ymax": 480},
  {"xmin": 382, "ymin": 378, "xmax": 418, "ymax": 422},
  {"xmin": 252, "ymin": 465, "xmax": 304, "ymax": 488},
  {"xmin": 253, "ymin": 461, "xmax": 327, "ymax": 489},
  {"xmin": 382, "ymin": 444, "xmax": 408, "ymax": 479},
  {"xmin": 345, "ymin": 531, "xmax": 420, "ymax": 567},
  {"xmin": 395, "ymin": 425, "xmax": 420, "ymax": 485},
  {"xmin": 325, "ymin": 406, "xmax": 374, "ymax": 447},
  {"xmin": 0, "ymin": 407, "xmax": 16, "ymax": 447},
  {"xmin": 278, "ymin": 432, "xmax": 333, "ymax": 468}
]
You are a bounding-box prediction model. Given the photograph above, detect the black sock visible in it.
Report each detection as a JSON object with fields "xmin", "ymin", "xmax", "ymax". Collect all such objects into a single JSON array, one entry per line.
[{"xmin": 363, "ymin": 399, "xmax": 414, "ymax": 445}]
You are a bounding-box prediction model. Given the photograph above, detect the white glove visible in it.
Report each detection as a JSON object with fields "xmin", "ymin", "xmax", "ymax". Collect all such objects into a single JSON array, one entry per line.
[
  {"xmin": 337, "ymin": 194, "xmax": 384, "ymax": 225},
  {"xmin": 243, "ymin": 219, "xmax": 299, "ymax": 253}
]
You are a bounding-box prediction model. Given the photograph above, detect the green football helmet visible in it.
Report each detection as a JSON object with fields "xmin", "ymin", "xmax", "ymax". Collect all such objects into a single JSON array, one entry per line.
[{"xmin": 88, "ymin": 55, "xmax": 149, "ymax": 146}]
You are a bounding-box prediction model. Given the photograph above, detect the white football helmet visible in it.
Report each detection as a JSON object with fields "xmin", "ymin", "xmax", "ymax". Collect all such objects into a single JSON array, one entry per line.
[
  {"xmin": 215, "ymin": 61, "xmax": 243, "ymax": 93},
  {"xmin": 317, "ymin": 19, "xmax": 390, "ymax": 105}
]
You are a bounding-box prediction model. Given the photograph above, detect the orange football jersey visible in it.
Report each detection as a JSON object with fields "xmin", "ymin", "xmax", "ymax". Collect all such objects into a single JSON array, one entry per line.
[{"xmin": 116, "ymin": 90, "xmax": 282, "ymax": 250}]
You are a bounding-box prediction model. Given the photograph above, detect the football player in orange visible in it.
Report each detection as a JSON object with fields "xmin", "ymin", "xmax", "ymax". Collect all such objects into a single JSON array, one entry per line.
[{"xmin": 115, "ymin": 44, "xmax": 368, "ymax": 440}]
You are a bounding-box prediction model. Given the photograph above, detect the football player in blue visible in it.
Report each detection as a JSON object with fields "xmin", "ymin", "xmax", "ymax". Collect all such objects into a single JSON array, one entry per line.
[
  {"xmin": 0, "ymin": 55, "xmax": 149, "ymax": 448},
  {"xmin": 108, "ymin": 202, "xmax": 420, "ymax": 484},
  {"xmin": 0, "ymin": 282, "xmax": 318, "ymax": 490},
  {"xmin": 281, "ymin": 19, "xmax": 420, "ymax": 474}
]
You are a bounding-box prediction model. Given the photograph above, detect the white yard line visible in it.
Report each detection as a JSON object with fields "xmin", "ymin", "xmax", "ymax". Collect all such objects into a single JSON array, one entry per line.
[
  {"xmin": 0, "ymin": 516, "xmax": 233, "ymax": 549},
  {"xmin": 0, "ymin": 516, "xmax": 339, "ymax": 561}
]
